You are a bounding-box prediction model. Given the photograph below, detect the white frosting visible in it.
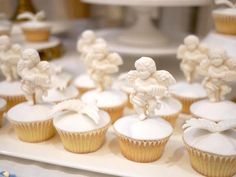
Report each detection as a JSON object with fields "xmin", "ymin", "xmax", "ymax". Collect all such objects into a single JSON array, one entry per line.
[
  {"xmin": 53, "ymin": 110, "xmax": 110, "ymax": 132},
  {"xmin": 0, "ymin": 98, "xmax": 6, "ymax": 109},
  {"xmin": 114, "ymin": 115, "xmax": 173, "ymax": 140},
  {"xmin": 155, "ymin": 97, "xmax": 182, "ymax": 116},
  {"xmin": 7, "ymin": 102, "xmax": 53, "ymax": 122},
  {"xmin": 81, "ymin": 89, "xmax": 127, "ymax": 108},
  {"xmin": 190, "ymin": 100, "xmax": 236, "ymax": 122},
  {"xmin": 73, "ymin": 74, "xmax": 96, "ymax": 89},
  {"xmin": 21, "ymin": 21, "xmax": 50, "ymax": 30},
  {"xmin": 184, "ymin": 128, "xmax": 236, "ymax": 156},
  {"xmin": 0, "ymin": 81, "xmax": 24, "ymax": 96},
  {"xmin": 43, "ymin": 85, "xmax": 79, "ymax": 103},
  {"xmin": 170, "ymin": 82, "xmax": 206, "ymax": 99},
  {"xmin": 213, "ymin": 8, "xmax": 236, "ymax": 16}
]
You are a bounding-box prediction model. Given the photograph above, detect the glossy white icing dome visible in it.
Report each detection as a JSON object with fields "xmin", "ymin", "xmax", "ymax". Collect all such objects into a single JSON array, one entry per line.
[
  {"xmin": 74, "ymin": 74, "xmax": 96, "ymax": 89},
  {"xmin": 170, "ymin": 82, "xmax": 206, "ymax": 99},
  {"xmin": 190, "ymin": 100, "xmax": 236, "ymax": 122},
  {"xmin": 7, "ymin": 102, "xmax": 53, "ymax": 122},
  {"xmin": 213, "ymin": 8, "xmax": 236, "ymax": 16},
  {"xmin": 155, "ymin": 97, "xmax": 182, "ymax": 116},
  {"xmin": 21, "ymin": 21, "xmax": 51, "ymax": 30},
  {"xmin": 0, "ymin": 81, "xmax": 24, "ymax": 96},
  {"xmin": 43, "ymin": 85, "xmax": 79, "ymax": 103},
  {"xmin": 81, "ymin": 89, "xmax": 128, "ymax": 108},
  {"xmin": 184, "ymin": 128, "xmax": 236, "ymax": 156},
  {"xmin": 53, "ymin": 110, "xmax": 110, "ymax": 132},
  {"xmin": 114, "ymin": 115, "xmax": 173, "ymax": 140}
]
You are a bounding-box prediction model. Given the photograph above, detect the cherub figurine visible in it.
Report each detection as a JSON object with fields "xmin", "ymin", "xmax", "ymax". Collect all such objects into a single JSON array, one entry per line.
[
  {"xmin": 17, "ymin": 48, "xmax": 55, "ymax": 105},
  {"xmin": 127, "ymin": 57, "xmax": 176, "ymax": 120},
  {"xmin": 199, "ymin": 48, "xmax": 236, "ymax": 102},
  {"xmin": 0, "ymin": 35, "xmax": 22, "ymax": 81},
  {"xmin": 85, "ymin": 43, "xmax": 123, "ymax": 90},
  {"xmin": 177, "ymin": 35, "xmax": 208, "ymax": 83}
]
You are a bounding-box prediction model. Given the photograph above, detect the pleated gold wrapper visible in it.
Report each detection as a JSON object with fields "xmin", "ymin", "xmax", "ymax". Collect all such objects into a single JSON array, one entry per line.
[
  {"xmin": 0, "ymin": 104, "xmax": 7, "ymax": 128},
  {"xmin": 22, "ymin": 28, "xmax": 51, "ymax": 42},
  {"xmin": 161, "ymin": 112, "xmax": 180, "ymax": 128},
  {"xmin": 56, "ymin": 123, "xmax": 110, "ymax": 153},
  {"xmin": 184, "ymin": 142, "xmax": 236, "ymax": 177},
  {"xmin": 0, "ymin": 95, "xmax": 26, "ymax": 111},
  {"xmin": 115, "ymin": 132, "xmax": 171, "ymax": 163},
  {"xmin": 213, "ymin": 13, "xmax": 236, "ymax": 35},
  {"xmin": 77, "ymin": 87, "xmax": 93, "ymax": 95},
  {"xmin": 10, "ymin": 119, "xmax": 55, "ymax": 143}
]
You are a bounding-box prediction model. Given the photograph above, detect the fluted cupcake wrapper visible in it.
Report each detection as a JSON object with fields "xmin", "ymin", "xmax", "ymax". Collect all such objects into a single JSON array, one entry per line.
[
  {"xmin": 161, "ymin": 112, "xmax": 180, "ymax": 128},
  {"xmin": 0, "ymin": 95, "xmax": 26, "ymax": 111},
  {"xmin": 56, "ymin": 123, "xmax": 110, "ymax": 153},
  {"xmin": 0, "ymin": 105, "xmax": 6, "ymax": 128},
  {"xmin": 22, "ymin": 28, "xmax": 50, "ymax": 42},
  {"xmin": 77, "ymin": 87, "xmax": 93, "ymax": 95},
  {"xmin": 114, "ymin": 131, "xmax": 171, "ymax": 163},
  {"xmin": 213, "ymin": 13, "xmax": 236, "ymax": 35},
  {"xmin": 10, "ymin": 119, "xmax": 55, "ymax": 143},
  {"xmin": 184, "ymin": 142, "xmax": 236, "ymax": 177}
]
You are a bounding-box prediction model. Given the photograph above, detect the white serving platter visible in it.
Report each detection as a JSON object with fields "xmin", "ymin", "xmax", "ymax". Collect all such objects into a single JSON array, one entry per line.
[{"xmin": 0, "ymin": 116, "xmax": 202, "ymax": 177}]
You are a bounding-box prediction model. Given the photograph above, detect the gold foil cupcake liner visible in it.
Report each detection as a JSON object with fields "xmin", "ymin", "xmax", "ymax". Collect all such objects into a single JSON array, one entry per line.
[
  {"xmin": 161, "ymin": 112, "xmax": 180, "ymax": 128},
  {"xmin": 10, "ymin": 119, "xmax": 55, "ymax": 143},
  {"xmin": 0, "ymin": 105, "xmax": 7, "ymax": 128},
  {"xmin": 77, "ymin": 87, "xmax": 93, "ymax": 95},
  {"xmin": 115, "ymin": 132, "xmax": 171, "ymax": 163},
  {"xmin": 213, "ymin": 13, "xmax": 236, "ymax": 35},
  {"xmin": 56, "ymin": 123, "xmax": 110, "ymax": 153},
  {"xmin": 0, "ymin": 95, "xmax": 26, "ymax": 111},
  {"xmin": 22, "ymin": 28, "xmax": 51, "ymax": 42},
  {"xmin": 184, "ymin": 142, "xmax": 236, "ymax": 177}
]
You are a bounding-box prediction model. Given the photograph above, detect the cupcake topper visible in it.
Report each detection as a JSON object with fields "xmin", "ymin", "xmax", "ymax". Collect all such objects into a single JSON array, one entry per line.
[
  {"xmin": 0, "ymin": 35, "xmax": 22, "ymax": 81},
  {"xmin": 177, "ymin": 35, "xmax": 208, "ymax": 83},
  {"xmin": 183, "ymin": 118, "xmax": 236, "ymax": 133},
  {"xmin": 51, "ymin": 99, "xmax": 101, "ymax": 124},
  {"xmin": 86, "ymin": 43, "xmax": 123, "ymax": 91},
  {"xmin": 215, "ymin": 0, "xmax": 236, "ymax": 8},
  {"xmin": 17, "ymin": 48, "xmax": 55, "ymax": 105},
  {"xmin": 127, "ymin": 57, "xmax": 176, "ymax": 120},
  {"xmin": 17, "ymin": 11, "xmax": 46, "ymax": 22},
  {"xmin": 199, "ymin": 48, "xmax": 236, "ymax": 102}
]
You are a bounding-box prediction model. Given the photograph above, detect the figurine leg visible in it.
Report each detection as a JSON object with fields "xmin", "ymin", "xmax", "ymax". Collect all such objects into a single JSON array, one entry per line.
[
  {"xmin": 0, "ymin": 65, "xmax": 12, "ymax": 81},
  {"xmin": 131, "ymin": 94, "xmax": 147, "ymax": 120},
  {"xmin": 35, "ymin": 88, "xmax": 44, "ymax": 104},
  {"xmin": 220, "ymin": 85, "xmax": 231, "ymax": 101},
  {"xmin": 12, "ymin": 67, "xmax": 19, "ymax": 80},
  {"xmin": 21, "ymin": 83, "xmax": 34, "ymax": 105}
]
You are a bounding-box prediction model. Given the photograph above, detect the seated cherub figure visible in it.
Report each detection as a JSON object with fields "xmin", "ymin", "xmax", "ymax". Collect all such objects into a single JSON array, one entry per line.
[
  {"xmin": 127, "ymin": 57, "xmax": 176, "ymax": 120},
  {"xmin": 177, "ymin": 35, "xmax": 208, "ymax": 83},
  {"xmin": 199, "ymin": 48, "xmax": 236, "ymax": 102}
]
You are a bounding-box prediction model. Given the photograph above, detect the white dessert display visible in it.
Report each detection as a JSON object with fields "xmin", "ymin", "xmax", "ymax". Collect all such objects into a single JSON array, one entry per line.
[
  {"xmin": 81, "ymin": 42, "xmax": 127, "ymax": 123},
  {"xmin": 190, "ymin": 48, "xmax": 236, "ymax": 122},
  {"xmin": 113, "ymin": 57, "xmax": 173, "ymax": 163},
  {"xmin": 170, "ymin": 35, "xmax": 207, "ymax": 113},
  {"xmin": 7, "ymin": 48, "xmax": 56, "ymax": 142},
  {"xmin": 0, "ymin": 13, "xmax": 12, "ymax": 36},
  {"xmin": 183, "ymin": 118, "xmax": 236, "ymax": 177},
  {"xmin": 51, "ymin": 99, "xmax": 111, "ymax": 153}
]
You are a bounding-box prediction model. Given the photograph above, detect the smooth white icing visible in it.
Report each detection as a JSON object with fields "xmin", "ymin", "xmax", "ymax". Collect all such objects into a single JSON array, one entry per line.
[
  {"xmin": 184, "ymin": 128, "xmax": 236, "ymax": 156},
  {"xmin": 0, "ymin": 98, "xmax": 6, "ymax": 109},
  {"xmin": 155, "ymin": 97, "xmax": 182, "ymax": 116},
  {"xmin": 190, "ymin": 100, "xmax": 236, "ymax": 122},
  {"xmin": 81, "ymin": 89, "xmax": 127, "ymax": 108},
  {"xmin": 213, "ymin": 8, "xmax": 236, "ymax": 16},
  {"xmin": 7, "ymin": 102, "xmax": 53, "ymax": 122},
  {"xmin": 43, "ymin": 85, "xmax": 79, "ymax": 103},
  {"xmin": 114, "ymin": 115, "xmax": 173, "ymax": 140},
  {"xmin": 170, "ymin": 81, "xmax": 206, "ymax": 98},
  {"xmin": 22, "ymin": 21, "xmax": 50, "ymax": 30},
  {"xmin": 53, "ymin": 110, "xmax": 110, "ymax": 132},
  {"xmin": 73, "ymin": 74, "xmax": 96, "ymax": 89},
  {"xmin": 0, "ymin": 81, "xmax": 24, "ymax": 96}
]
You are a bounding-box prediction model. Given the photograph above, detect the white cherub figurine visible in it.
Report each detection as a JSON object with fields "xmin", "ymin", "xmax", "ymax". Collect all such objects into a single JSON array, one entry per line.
[
  {"xmin": 127, "ymin": 57, "xmax": 176, "ymax": 120},
  {"xmin": 199, "ymin": 48, "xmax": 236, "ymax": 102},
  {"xmin": 17, "ymin": 48, "xmax": 54, "ymax": 105},
  {"xmin": 0, "ymin": 35, "xmax": 22, "ymax": 81},
  {"xmin": 85, "ymin": 43, "xmax": 123, "ymax": 91},
  {"xmin": 215, "ymin": 0, "xmax": 236, "ymax": 8},
  {"xmin": 177, "ymin": 35, "xmax": 208, "ymax": 83}
]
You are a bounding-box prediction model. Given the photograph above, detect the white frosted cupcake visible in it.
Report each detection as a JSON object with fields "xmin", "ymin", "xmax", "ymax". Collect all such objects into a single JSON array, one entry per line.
[
  {"xmin": 0, "ymin": 14, "xmax": 12, "ymax": 36},
  {"xmin": 81, "ymin": 89, "xmax": 127, "ymax": 123},
  {"xmin": 0, "ymin": 98, "xmax": 7, "ymax": 127},
  {"xmin": 73, "ymin": 74, "xmax": 96, "ymax": 95},
  {"xmin": 183, "ymin": 118, "xmax": 236, "ymax": 177},
  {"xmin": 52, "ymin": 99, "xmax": 111, "ymax": 153}
]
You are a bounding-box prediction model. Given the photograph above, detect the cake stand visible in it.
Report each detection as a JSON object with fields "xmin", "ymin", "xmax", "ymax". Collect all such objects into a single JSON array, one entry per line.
[{"xmin": 83, "ymin": 0, "xmax": 212, "ymax": 56}]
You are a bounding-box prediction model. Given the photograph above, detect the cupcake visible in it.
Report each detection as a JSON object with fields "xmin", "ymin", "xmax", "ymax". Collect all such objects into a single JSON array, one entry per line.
[
  {"xmin": 0, "ymin": 13, "xmax": 12, "ymax": 36},
  {"xmin": 0, "ymin": 35, "xmax": 25, "ymax": 110},
  {"xmin": 212, "ymin": 1, "xmax": 236, "ymax": 35},
  {"xmin": 183, "ymin": 118, "xmax": 236, "ymax": 177},
  {"xmin": 52, "ymin": 99, "xmax": 111, "ymax": 153},
  {"xmin": 7, "ymin": 48, "xmax": 56, "ymax": 142},
  {"xmin": 73, "ymin": 74, "xmax": 96, "ymax": 94},
  {"xmin": 113, "ymin": 57, "xmax": 176, "ymax": 162},
  {"xmin": 17, "ymin": 11, "xmax": 51, "ymax": 42},
  {"xmin": 0, "ymin": 97, "xmax": 7, "ymax": 127},
  {"xmin": 170, "ymin": 35, "xmax": 207, "ymax": 114}
]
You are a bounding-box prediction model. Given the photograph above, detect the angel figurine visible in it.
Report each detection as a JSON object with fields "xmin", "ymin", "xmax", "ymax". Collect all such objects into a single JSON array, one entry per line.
[
  {"xmin": 199, "ymin": 48, "xmax": 236, "ymax": 102},
  {"xmin": 127, "ymin": 57, "xmax": 176, "ymax": 120},
  {"xmin": 17, "ymin": 48, "xmax": 55, "ymax": 105},
  {"xmin": 86, "ymin": 43, "xmax": 123, "ymax": 91},
  {"xmin": 0, "ymin": 35, "xmax": 22, "ymax": 81},
  {"xmin": 177, "ymin": 35, "xmax": 208, "ymax": 83}
]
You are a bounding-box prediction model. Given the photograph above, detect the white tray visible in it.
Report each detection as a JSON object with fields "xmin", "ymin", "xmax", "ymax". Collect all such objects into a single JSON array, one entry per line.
[{"xmin": 0, "ymin": 117, "xmax": 201, "ymax": 177}]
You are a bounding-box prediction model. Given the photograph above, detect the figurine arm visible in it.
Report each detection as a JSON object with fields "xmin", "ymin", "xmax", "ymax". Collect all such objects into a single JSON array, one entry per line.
[
  {"xmin": 208, "ymin": 67, "xmax": 225, "ymax": 78},
  {"xmin": 107, "ymin": 53, "xmax": 123, "ymax": 66},
  {"xmin": 177, "ymin": 45, "xmax": 186, "ymax": 59}
]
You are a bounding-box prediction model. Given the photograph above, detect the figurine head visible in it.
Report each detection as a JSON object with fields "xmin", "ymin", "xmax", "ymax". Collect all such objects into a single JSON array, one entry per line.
[
  {"xmin": 209, "ymin": 48, "xmax": 226, "ymax": 67},
  {"xmin": 0, "ymin": 35, "xmax": 10, "ymax": 51},
  {"xmin": 184, "ymin": 35, "xmax": 199, "ymax": 51},
  {"xmin": 135, "ymin": 57, "xmax": 156, "ymax": 80},
  {"xmin": 22, "ymin": 48, "xmax": 40, "ymax": 68},
  {"xmin": 81, "ymin": 30, "xmax": 96, "ymax": 43}
]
